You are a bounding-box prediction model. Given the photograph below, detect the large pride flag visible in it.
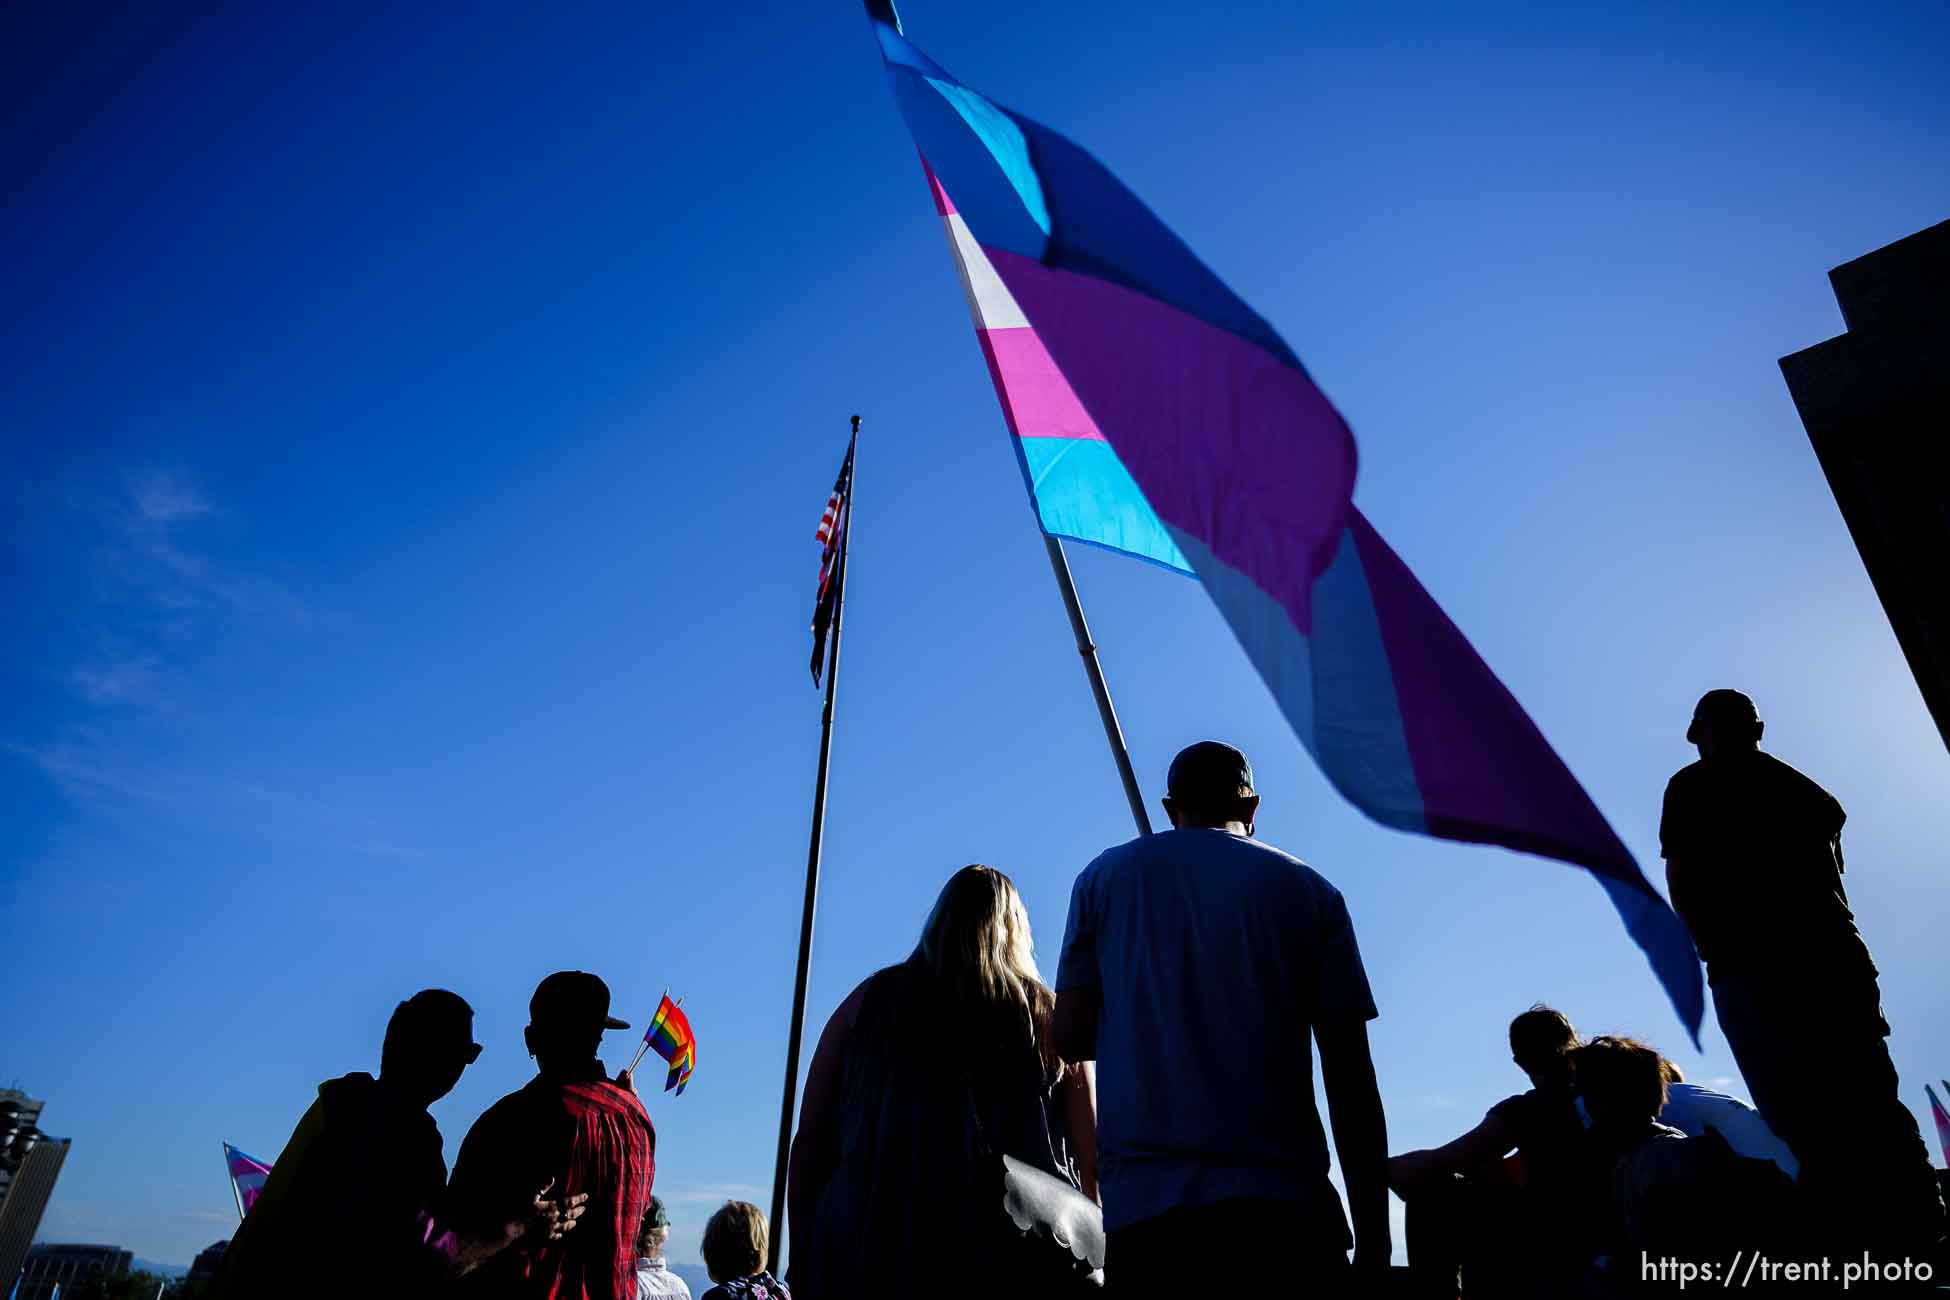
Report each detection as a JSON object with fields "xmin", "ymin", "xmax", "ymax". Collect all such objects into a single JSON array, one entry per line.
[
  {"xmin": 223, "ymin": 1141, "xmax": 272, "ymax": 1216},
  {"xmin": 864, "ymin": 0, "xmax": 1703, "ymax": 1037}
]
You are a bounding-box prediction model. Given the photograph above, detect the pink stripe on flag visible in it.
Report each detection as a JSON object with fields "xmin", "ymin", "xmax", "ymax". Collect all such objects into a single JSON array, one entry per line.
[
  {"xmin": 925, "ymin": 160, "xmax": 956, "ymax": 216},
  {"xmin": 975, "ymin": 326, "xmax": 1106, "ymax": 443}
]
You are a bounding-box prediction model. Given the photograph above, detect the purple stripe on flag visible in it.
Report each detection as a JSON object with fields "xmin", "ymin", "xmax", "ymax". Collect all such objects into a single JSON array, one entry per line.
[
  {"xmin": 987, "ymin": 247, "xmax": 1357, "ymax": 633},
  {"xmin": 1345, "ymin": 512, "xmax": 1640, "ymax": 884}
]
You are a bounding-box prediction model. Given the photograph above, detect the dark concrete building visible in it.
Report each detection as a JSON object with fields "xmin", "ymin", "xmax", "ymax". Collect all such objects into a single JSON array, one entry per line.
[
  {"xmin": 1779, "ymin": 219, "xmax": 1950, "ymax": 752},
  {"xmin": 0, "ymin": 1092, "xmax": 71, "ymax": 1296},
  {"xmin": 18, "ymin": 1243, "xmax": 135, "ymax": 1300}
]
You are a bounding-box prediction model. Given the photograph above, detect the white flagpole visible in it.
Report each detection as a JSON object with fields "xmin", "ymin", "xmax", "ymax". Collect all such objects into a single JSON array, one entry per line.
[{"xmin": 223, "ymin": 1143, "xmax": 246, "ymax": 1222}]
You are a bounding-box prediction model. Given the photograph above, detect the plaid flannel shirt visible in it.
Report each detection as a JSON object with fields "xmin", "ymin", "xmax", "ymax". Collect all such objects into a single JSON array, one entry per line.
[{"xmin": 452, "ymin": 1065, "xmax": 657, "ymax": 1300}]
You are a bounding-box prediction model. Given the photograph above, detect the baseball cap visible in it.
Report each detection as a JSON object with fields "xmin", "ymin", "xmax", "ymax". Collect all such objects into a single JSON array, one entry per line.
[
  {"xmin": 1165, "ymin": 740, "xmax": 1255, "ymax": 805},
  {"xmin": 1694, "ymin": 689, "xmax": 1759, "ymax": 723},
  {"xmin": 529, "ymin": 970, "xmax": 629, "ymax": 1032},
  {"xmin": 645, "ymin": 1196, "xmax": 671, "ymax": 1231}
]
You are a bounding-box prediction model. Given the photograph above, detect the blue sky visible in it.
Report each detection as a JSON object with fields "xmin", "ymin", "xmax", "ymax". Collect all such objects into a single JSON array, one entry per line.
[{"xmin": 4, "ymin": 0, "xmax": 1947, "ymax": 1271}]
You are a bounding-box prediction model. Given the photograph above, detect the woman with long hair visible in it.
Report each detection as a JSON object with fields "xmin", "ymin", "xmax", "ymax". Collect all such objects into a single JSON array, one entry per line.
[{"xmin": 786, "ymin": 865, "xmax": 1098, "ymax": 1298}]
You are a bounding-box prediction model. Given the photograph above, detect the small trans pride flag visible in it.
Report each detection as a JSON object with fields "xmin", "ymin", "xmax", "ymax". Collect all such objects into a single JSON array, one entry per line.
[{"xmin": 223, "ymin": 1141, "xmax": 272, "ymax": 1216}]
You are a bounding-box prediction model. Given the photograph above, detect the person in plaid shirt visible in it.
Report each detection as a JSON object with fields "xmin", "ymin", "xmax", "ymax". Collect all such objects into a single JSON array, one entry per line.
[{"xmin": 452, "ymin": 971, "xmax": 657, "ymax": 1300}]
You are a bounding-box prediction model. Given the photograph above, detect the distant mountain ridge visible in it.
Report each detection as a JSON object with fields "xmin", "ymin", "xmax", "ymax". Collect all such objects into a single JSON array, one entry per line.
[{"xmin": 672, "ymin": 1262, "xmax": 712, "ymax": 1294}]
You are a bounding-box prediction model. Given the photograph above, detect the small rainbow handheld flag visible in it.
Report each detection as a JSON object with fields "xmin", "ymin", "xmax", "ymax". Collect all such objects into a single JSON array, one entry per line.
[
  {"xmin": 641, "ymin": 993, "xmax": 697, "ymax": 1095},
  {"xmin": 223, "ymin": 1141, "xmax": 272, "ymax": 1217}
]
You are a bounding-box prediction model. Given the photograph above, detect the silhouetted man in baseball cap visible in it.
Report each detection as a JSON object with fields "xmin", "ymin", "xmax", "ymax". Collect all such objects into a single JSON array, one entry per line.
[
  {"xmin": 452, "ymin": 972, "xmax": 657, "ymax": 1300},
  {"xmin": 1053, "ymin": 740, "xmax": 1390, "ymax": 1295},
  {"xmin": 217, "ymin": 989, "xmax": 585, "ymax": 1300}
]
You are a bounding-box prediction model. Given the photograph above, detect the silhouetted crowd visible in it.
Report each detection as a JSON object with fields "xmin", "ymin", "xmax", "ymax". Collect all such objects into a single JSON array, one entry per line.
[
  {"xmin": 214, "ymin": 973, "xmax": 778, "ymax": 1300},
  {"xmin": 213, "ymin": 692, "xmax": 1948, "ymax": 1299}
]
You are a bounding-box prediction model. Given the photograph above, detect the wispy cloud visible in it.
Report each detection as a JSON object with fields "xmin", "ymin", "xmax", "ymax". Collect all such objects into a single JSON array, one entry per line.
[
  {"xmin": 69, "ymin": 653, "xmax": 163, "ymax": 705},
  {"xmin": 130, "ymin": 469, "xmax": 212, "ymax": 525},
  {"xmin": 92, "ymin": 468, "xmax": 312, "ymax": 626},
  {"xmin": 15, "ymin": 470, "xmax": 405, "ymax": 856},
  {"xmin": 7, "ymin": 739, "xmax": 167, "ymax": 803},
  {"xmin": 345, "ymin": 840, "xmax": 428, "ymax": 861},
  {"xmin": 8, "ymin": 738, "xmax": 420, "ymax": 860},
  {"xmin": 664, "ymin": 1182, "xmax": 767, "ymax": 1206}
]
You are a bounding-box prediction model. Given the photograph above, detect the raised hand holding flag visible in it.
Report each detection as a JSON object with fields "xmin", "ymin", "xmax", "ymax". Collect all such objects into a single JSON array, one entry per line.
[{"xmin": 627, "ymin": 992, "xmax": 697, "ymax": 1095}]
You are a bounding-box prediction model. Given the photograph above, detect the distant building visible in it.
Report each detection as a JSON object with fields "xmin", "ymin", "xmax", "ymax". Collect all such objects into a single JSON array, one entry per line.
[
  {"xmin": 18, "ymin": 1243, "xmax": 135, "ymax": 1300},
  {"xmin": 188, "ymin": 1239, "xmax": 229, "ymax": 1282},
  {"xmin": 1779, "ymin": 218, "xmax": 1950, "ymax": 754},
  {"xmin": 0, "ymin": 1092, "xmax": 48, "ymax": 1210},
  {"xmin": 0, "ymin": 1091, "xmax": 72, "ymax": 1294}
]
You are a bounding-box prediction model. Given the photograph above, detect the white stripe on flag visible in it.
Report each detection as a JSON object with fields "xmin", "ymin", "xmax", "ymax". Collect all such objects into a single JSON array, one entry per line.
[{"xmin": 942, "ymin": 212, "xmax": 1029, "ymax": 331}]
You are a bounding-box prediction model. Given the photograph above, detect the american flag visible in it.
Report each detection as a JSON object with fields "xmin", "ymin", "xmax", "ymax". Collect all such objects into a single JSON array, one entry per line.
[{"xmin": 810, "ymin": 433, "xmax": 856, "ymax": 685}]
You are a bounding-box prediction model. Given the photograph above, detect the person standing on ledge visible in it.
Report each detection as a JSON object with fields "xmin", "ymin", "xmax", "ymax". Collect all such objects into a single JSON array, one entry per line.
[
  {"xmin": 1660, "ymin": 689, "xmax": 1944, "ymax": 1258},
  {"xmin": 1053, "ymin": 741, "xmax": 1389, "ymax": 1297}
]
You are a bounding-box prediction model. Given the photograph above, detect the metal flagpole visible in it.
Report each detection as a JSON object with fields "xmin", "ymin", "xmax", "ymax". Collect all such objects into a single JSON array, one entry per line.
[
  {"xmin": 625, "ymin": 988, "xmax": 667, "ymax": 1078},
  {"xmin": 1043, "ymin": 535, "xmax": 1153, "ymax": 836},
  {"xmin": 767, "ymin": 416, "xmax": 858, "ymax": 1274}
]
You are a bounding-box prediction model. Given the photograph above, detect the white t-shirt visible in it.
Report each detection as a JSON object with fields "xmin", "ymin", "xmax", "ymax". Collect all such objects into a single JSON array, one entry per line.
[
  {"xmin": 1057, "ymin": 828, "xmax": 1377, "ymax": 1233},
  {"xmin": 636, "ymin": 1255, "xmax": 694, "ymax": 1300},
  {"xmin": 1658, "ymin": 1081, "xmax": 1798, "ymax": 1178}
]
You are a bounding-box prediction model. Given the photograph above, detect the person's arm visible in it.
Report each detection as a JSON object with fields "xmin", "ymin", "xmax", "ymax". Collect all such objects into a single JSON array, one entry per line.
[
  {"xmin": 445, "ymin": 1181, "xmax": 589, "ymax": 1276},
  {"xmin": 1310, "ymin": 889, "xmax": 1389, "ymax": 1270},
  {"xmin": 1061, "ymin": 1060, "xmax": 1099, "ymax": 1202},
  {"xmin": 448, "ymin": 1100, "xmax": 556, "ymax": 1250},
  {"xmin": 1658, "ymin": 778, "xmax": 1709, "ymax": 951},
  {"xmin": 1663, "ymin": 858, "xmax": 1696, "ymax": 929},
  {"xmin": 1050, "ymin": 987, "xmax": 1099, "ymax": 1066},
  {"xmin": 787, "ymin": 980, "xmax": 866, "ymax": 1243},
  {"xmin": 1387, "ymin": 1113, "xmax": 1520, "ymax": 1191},
  {"xmin": 1051, "ymin": 872, "xmax": 1099, "ymax": 1063},
  {"xmin": 1316, "ymin": 1019, "xmax": 1390, "ymax": 1272}
]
